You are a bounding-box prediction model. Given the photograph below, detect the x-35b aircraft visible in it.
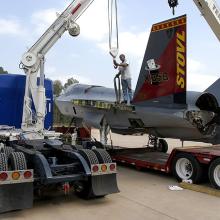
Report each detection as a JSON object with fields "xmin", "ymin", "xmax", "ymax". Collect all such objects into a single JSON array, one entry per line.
[{"xmin": 56, "ymin": 15, "xmax": 220, "ymax": 152}]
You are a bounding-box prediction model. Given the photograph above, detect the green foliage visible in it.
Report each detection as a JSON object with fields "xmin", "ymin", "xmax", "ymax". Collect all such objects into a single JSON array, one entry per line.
[
  {"xmin": 0, "ymin": 66, "xmax": 8, "ymax": 74},
  {"xmin": 53, "ymin": 102, "xmax": 73, "ymax": 127},
  {"xmin": 64, "ymin": 77, "xmax": 79, "ymax": 89},
  {"xmin": 53, "ymin": 80, "xmax": 63, "ymax": 97}
]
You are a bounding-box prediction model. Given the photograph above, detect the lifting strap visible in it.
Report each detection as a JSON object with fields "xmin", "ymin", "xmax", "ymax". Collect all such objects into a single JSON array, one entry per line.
[{"xmin": 108, "ymin": 0, "xmax": 119, "ymax": 58}]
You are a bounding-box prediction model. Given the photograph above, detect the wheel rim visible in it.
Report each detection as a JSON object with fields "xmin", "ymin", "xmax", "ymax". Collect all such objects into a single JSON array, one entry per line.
[
  {"xmin": 213, "ymin": 165, "xmax": 220, "ymax": 187},
  {"xmin": 176, "ymin": 158, "xmax": 193, "ymax": 180}
]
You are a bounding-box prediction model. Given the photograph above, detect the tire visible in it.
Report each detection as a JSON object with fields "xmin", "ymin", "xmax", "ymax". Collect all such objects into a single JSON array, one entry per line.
[
  {"xmin": 208, "ymin": 158, "xmax": 220, "ymax": 189},
  {"xmin": 0, "ymin": 153, "xmax": 8, "ymax": 171},
  {"xmin": 172, "ymin": 153, "xmax": 203, "ymax": 183},
  {"xmin": 158, "ymin": 139, "xmax": 168, "ymax": 153},
  {"xmin": 75, "ymin": 149, "xmax": 99, "ymax": 199},
  {"xmin": 1, "ymin": 147, "xmax": 14, "ymax": 158},
  {"xmin": 92, "ymin": 149, "xmax": 112, "ymax": 163},
  {"xmin": 8, "ymin": 152, "xmax": 27, "ymax": 170},
  {"xmin": 78, "ymin": 149, "xmax": 99, "ymax": 167},
  {"xmin": 74, "ymin": 179, "xmax": 93, "ymax": 199}
]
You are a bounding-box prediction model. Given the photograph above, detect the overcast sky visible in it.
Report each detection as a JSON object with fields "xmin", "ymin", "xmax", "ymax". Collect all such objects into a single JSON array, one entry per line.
[{"xmin": 0, "ymin": 0, "xmax": 220, "ymax": 92}]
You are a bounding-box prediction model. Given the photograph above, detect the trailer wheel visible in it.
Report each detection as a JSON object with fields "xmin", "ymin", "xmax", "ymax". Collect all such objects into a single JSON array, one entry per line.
[
  {"xmin": 9, "ymin": 152, "xmax": 27, "ymax": 170},
  {"xmin": 1, "ymin": 147, "xmax": 14, "ymax": 158},
  {"xmin": 0, "ymin": 153, "xmax": 8, "ymax": 171},
  {"xmin": 208, "ymin": 158, "xmax": 220, "ymax": 189},
  {"xmin": 158, "ymin": 139, "xmax": 168, "ymax": 153},
  {"xmin": 92, "ymin": 149, "xmax": 112, "ymax": 163},
  {"xmin": 172, "ymin": 153, "xmax": 203, "ymax": 183}
]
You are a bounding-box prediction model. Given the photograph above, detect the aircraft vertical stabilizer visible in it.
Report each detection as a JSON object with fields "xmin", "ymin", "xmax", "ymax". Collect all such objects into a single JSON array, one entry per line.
[{"xmin": 133, "ymin": 15, "xmax": 187, "ymax": 106}]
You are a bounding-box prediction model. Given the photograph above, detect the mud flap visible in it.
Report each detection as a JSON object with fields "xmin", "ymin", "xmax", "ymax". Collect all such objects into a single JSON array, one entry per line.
[
  {"xmin": 0, "ymin": 182, "xmax": 33, "ymax": 213},
  {"xmin": 91, "ymin": 173, "xmax": 119, "ymax": 196}
]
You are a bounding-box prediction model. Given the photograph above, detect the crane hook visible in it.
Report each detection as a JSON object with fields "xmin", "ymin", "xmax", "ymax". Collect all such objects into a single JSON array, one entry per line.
[{"xmin": 168, "ymin": 0, "xmax": 178, "ymax": 15}]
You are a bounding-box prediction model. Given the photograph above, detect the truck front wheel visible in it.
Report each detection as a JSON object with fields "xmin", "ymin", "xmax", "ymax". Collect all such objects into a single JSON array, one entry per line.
[{"xmin": 172, "ymin": 153, "xmax": 203, "ymax": 183}]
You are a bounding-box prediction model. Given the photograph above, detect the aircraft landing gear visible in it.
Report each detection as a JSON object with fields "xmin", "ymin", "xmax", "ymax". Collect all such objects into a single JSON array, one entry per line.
[
  {"xmin": 99, "ymin": 118, "xmax": 110, "ymax": 146},
  {"xmin": 147, "ymin": 135, "xmax": 168, "ymax": 153}
]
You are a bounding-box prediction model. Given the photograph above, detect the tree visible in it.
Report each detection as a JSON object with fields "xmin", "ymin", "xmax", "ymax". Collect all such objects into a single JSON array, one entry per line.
[
  {"xmin": 0, "ymin": 66, "xmax": 8, "ymax": 74},
  {"xmin": 64, "ymin": 77, "xmax": 79, "ymax": 89},
  {"xmin": 53, "ymin": 78, "xmax": 75, "ymax": 127},
  {"xmin": 53, "ymin": 80, "xmax": 63, "ymax": 97},
  {"xmin": 53, "ymin": 77, "xmax": 79, "ymax": 127}
]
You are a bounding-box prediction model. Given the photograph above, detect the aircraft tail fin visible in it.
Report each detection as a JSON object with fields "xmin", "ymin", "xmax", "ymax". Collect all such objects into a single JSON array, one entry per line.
[
  {"xmin": 133, "ymin": 15, "xmax": 187, "ymax": 106},
  {"xmin": 205, "ymin": 78, "xmax": 220, "ymax": 93},
  {"xmin": 204, "ymin": 78, "xmax": 220, "ymax": 107}
]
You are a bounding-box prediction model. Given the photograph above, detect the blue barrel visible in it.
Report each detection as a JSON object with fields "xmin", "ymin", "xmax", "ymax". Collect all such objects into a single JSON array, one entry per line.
[{"xmin": 0, "ymin": 74, "xmax": 53, "ymax": 129}]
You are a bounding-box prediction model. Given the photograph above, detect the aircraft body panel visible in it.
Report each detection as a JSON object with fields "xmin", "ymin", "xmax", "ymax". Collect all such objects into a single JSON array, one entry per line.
[{"xmin": 56, "ymin": 83, "xmax": 220, "ymax": 143}]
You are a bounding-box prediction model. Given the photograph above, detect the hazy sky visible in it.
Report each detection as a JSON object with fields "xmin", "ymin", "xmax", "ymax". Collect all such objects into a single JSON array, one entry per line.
[{"xmin": 0, "ymin": 0, "xmax": 220, "ymax": 91}]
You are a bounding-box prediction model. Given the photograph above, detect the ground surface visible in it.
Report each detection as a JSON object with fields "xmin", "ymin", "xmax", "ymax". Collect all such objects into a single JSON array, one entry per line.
[{"xmin": 1, "ymin": 130, "xmax": 219, "ymax": 220}]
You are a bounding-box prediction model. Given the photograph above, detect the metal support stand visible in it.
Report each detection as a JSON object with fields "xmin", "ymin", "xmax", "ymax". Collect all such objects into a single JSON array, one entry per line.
[{"xmin": 181, "ymin": 140, "xmax": 184, "ymax": 147}]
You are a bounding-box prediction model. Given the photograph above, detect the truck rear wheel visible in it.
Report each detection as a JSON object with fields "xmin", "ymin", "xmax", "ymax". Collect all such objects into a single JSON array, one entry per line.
[
  {"xmin": 78, "ymin": 149, "xmax": 99, "ymax": 165},
  {"xmin": 74, "ymin": 149, "xmax": 99, "ymax": 199},
  {"xmin": 92, "ymin": 149, "xmax": 112, "ymax": 163},
  {"xmin": 0, "ymin": 153, "xmax": 8, "ymax": 171},
  {"xmin": 208, "ymin": 158, "xmax": 220, "ymax": 189},
  {"xmin": 8, "ymin": 152, "xmax": 27, "ymax": 170},
  {"xmin": 1, "ymin": 147, "xmax": 14, "ymax": 158},
  {"xmin": 172, "ymin": 153, "xmax": 203, "ymax": 183}
]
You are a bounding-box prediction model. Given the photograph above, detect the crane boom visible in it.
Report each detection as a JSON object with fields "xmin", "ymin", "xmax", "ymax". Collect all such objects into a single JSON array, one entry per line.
[
  {"xmin": 20, "ymin": 0, "xmax": 94, "ymax": 136},
  {"xmin": 193, "ymin": 0, "xmax": 220, "ymax": 42}
]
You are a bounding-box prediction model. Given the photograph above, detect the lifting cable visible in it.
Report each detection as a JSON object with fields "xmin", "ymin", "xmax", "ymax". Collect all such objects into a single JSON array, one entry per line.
[{"xmin": 108, "ymin": 0, "xmax": 119, "ymax": 58}]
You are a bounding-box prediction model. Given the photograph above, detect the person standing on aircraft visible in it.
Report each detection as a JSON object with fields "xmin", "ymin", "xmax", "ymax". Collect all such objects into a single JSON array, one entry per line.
[{"xmin": 113, "ymin": 54, "xmax": 132, "ymax": 104}]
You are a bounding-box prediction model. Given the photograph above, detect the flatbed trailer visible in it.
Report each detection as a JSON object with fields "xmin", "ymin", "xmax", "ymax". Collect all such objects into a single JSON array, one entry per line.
[{"xmin": 107, "ymin": 145, "xmax": 220, "ymax": 190}]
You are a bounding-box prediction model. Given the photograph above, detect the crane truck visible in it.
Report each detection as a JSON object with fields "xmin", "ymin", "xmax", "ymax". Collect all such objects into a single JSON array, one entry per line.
[{"xmin": 0, "ymin": 0, "xmax": 119, "ymax": 214}]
